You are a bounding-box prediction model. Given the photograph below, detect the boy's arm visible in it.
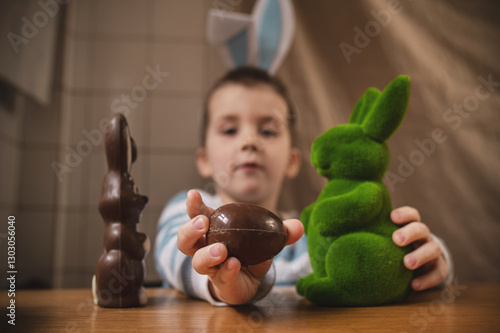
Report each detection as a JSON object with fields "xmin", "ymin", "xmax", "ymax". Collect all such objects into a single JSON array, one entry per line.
[
  {"xmin": 154, "ymin": 191, "xmax": 230, "ymax": 305},
  {"xmin": 177, "ymin": 190, "xmax": 303, "ymax": 305},
  {"xmin": 156, "ymin": 190, "xmax": 302, "ymax": 306}
]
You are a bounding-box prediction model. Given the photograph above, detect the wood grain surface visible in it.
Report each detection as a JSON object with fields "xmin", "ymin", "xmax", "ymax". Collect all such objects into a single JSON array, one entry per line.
[{"xmin": 3, "ymin": 283, "xmax": 499, "ymax": 332}]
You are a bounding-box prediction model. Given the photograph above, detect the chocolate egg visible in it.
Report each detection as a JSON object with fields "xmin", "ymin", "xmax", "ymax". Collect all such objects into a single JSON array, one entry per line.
[{"xmin": 206, "ymin": 203, "xmax": 288, "ymax": 267}]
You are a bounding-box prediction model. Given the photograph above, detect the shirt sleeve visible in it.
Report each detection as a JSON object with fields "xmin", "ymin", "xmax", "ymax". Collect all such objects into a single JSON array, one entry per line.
[
  {"xmin": 273, "ymin": 235, "xmax": 312, "ymax": 285},
  {"xmin": 430, "ymin": 233, "xmax": 455, "ymax": 288}
]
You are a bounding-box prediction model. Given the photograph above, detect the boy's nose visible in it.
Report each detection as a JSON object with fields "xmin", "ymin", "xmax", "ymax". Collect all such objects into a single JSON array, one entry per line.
[
  {"xmin": 241, "ymin": 135, "xmax": 260, "ymax": 152},
  {"xmin": 242, "ymin": 142, "xmax": 258, "ymax": 151}
]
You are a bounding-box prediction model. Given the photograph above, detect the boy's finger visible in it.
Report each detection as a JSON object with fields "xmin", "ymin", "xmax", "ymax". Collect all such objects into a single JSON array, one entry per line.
[
  {"xmin": 391, "ymin": 206, "xmax": 421, "ymax": 224},
  {"xmin": 245, "ymin": 259, "xmax": 273, "ymax": 280},
  {"xmin": 283, "ymin": 219, "xmax": 304, "ymax": 245},
  {"xmin": 211, "ymin": 257, "xmax": 241, "ymax": 286},
  {"xmin": 411, "ymin": 256, "xmax": 448, "ymax": 291},
  {"xmin": 392, "ymin": 222, "xmax": 430, "ymax": 246},
  {"xmin": 192, "ymin": 243, "xmax": 228, "ymax": 276},
  {"xmin": 403, "ymin": 240, "xmax": 442, "ymax": 270},
  {"xmin": 186, "ymin": 189, "xmax": 215, "ymax": 219},
  {"xmin": 177, "ymin": 215, "xmax": 209, "ymax": 257}
]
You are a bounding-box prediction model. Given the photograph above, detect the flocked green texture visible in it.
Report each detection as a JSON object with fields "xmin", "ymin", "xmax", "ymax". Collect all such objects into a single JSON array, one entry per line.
[{"xmin": 296, "ymin": 76, "xmax": 414, "ymax": 306}]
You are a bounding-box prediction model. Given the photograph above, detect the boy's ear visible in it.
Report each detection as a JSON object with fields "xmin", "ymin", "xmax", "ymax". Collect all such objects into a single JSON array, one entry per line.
[
  {"xmin": 285, "ymin": 147, "xmax": 301, "ymax": 178},
  {"xmin": 361, "ymin": 75, "xmax": 410, "ymax": 142},
  {"xmin": 196, "ymin": 148, "xmax": 213, "ymax": 178},
  {"xmin": 349, "ymin": 87, "xmax": 380, "ymax": 124}
]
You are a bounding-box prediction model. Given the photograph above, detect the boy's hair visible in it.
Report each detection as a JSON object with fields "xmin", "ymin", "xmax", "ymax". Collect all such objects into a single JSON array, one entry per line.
[{"xmin": 201, "ymin": 66, "xmax": 297, "ymax": 146}]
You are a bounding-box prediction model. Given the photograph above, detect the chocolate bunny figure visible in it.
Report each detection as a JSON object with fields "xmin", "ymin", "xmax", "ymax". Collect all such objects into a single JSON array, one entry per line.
[
  {"xmin": 297, "ymin": 76, "xmax": 414, "ymax": 306},
  {"xmin": 92, "ymin": 113, "xmax": 149, "ymax": 308}
]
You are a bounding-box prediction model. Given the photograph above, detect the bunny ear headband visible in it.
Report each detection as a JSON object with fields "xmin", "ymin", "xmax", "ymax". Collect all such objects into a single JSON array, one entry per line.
[{"xmin": 206, "ymin": 0, "xmax": 295, "ymax": 74}]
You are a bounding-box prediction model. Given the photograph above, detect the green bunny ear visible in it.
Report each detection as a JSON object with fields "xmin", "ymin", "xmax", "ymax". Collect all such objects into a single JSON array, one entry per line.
[
  {"xmin": 349, "ymin": 88, "xmax": 381, "ymax": 124},
  {"xmin": 361, "ymin": 75, "xmax": 410, "ymax": 142}
]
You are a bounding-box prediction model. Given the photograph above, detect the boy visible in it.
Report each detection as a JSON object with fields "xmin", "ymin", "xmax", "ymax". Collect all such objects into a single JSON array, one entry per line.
[{"xmin": 155, "ymin": 67, "xmax": 452, "ymax": 305}]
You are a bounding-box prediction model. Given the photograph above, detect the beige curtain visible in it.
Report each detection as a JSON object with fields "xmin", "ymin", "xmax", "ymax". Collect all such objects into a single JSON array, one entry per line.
[{"xmin": 276, "ymin": 0, "xmax": 500, "ymax": 283}]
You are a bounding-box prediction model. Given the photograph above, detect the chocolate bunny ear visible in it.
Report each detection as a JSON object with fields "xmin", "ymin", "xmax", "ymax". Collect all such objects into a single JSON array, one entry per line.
[
  {"xmin": 206, "ymin": 0, "xmax": 295, "ymax": 74},
  {"xmin": 105, "ymin": 114, "xmax": 136, "ymax": 173}
]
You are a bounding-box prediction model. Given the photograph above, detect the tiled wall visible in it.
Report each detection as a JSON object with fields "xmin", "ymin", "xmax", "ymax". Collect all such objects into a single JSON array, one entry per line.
[
  {"xmin": 1, "ymin": 0, "xmax": 229, "ymax": 289},
  {"xmin": 0, "ymin": 95, "xmax": 25, "ymax": 290},
  {"xmin": 0, "ymin": 89, "xmax": 60, "ymax": 289}
]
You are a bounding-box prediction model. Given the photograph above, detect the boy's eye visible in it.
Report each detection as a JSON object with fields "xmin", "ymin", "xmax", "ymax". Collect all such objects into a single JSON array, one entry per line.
[
  {"xmin": 222, "ymin": 128, "xmax": 237, "ymax": 136},
  {"xmin": 260, "ymin": 128, "xmax": 276, "ymax": 137}
]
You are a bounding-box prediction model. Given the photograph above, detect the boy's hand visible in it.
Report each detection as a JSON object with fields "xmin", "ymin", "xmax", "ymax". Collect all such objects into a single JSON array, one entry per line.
[
  {"xmin": 177, "ymin": 190, "xmax": 304, "ymax": 305},
  {"xmin": 391, "ymin": 206, "xmax": 449, "ymax": 291}
]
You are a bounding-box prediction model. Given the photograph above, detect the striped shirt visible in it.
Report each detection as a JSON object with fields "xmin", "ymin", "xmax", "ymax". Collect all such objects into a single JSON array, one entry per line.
[{"xmin": 155, "ymin": 190, "xmax": 453, "ymax": 306}]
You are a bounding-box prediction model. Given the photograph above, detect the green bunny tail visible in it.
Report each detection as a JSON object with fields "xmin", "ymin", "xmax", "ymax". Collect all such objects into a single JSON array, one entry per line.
[{"xmin": 361, "ymin": 75, "xmax": 410, "ymax": 142}]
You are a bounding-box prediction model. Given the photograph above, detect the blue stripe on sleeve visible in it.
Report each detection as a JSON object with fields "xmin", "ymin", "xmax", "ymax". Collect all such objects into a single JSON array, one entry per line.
[{"xmin": 181, "ymin": 256, "xmax": 194, "ymax": 297}]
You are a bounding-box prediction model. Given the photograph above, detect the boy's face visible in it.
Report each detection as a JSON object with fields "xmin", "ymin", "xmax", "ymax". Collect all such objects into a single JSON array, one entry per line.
[{"xmin": 197, "ymin": 83, "xmax": 300, "ymax": 208}]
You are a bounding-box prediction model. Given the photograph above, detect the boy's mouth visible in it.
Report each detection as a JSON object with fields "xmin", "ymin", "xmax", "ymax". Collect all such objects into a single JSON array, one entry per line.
[{"xmin": 236, "ymin": 162, "xmax": 262, "ymax": 172}]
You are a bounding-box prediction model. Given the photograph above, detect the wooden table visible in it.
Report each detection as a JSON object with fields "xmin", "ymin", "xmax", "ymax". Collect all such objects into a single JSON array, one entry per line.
[{"xmin": 3, "ymin": 283, "xmax": 499, "ymax": 332}]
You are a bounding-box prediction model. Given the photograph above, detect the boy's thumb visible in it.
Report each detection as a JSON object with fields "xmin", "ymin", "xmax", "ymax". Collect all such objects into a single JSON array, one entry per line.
[{"xmin": 186, "ymin": 189, "xmax": 214, "ymax": 218}]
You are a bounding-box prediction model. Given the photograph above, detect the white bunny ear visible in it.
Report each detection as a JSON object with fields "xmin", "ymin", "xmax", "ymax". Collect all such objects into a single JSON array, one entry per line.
[
  {"xmin": 206, "ymin": 10, "xmax": 256, "ymax": 68},
  {"xmin": 206, "ymin": 0, "xmax": 295, "ymax": 74},
  {"xmin": 253, "ymin": 0, "xmax": 295, "ymax": 73}
]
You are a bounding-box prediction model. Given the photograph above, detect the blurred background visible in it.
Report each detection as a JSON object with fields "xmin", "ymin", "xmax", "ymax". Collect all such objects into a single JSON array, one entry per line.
[{"xmin": 0, "ymin": 0, "xmax": 499, "ymax": 290}]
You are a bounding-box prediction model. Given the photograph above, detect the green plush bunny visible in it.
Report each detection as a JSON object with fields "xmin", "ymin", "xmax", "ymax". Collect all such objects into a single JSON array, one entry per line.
[{"xmin": 296, "ymin": 76, "xmax": 414, "ymax": 306}]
